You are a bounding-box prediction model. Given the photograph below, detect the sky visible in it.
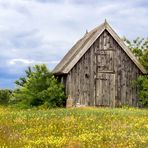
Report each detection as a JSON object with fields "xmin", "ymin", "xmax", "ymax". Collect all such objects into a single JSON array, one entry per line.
[{"xmin": 0, "ymin": 0, "xmax": 148, "ymax": 89}]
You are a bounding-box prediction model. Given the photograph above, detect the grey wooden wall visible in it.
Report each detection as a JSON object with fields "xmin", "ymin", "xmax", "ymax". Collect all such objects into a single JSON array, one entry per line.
[{"xmin": 65, "ymin": 30, "xmax": 141, "ymax": 107}]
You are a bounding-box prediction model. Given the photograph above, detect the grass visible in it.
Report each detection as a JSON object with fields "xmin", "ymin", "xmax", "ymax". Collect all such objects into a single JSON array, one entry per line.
[{"xmin": 0, "ymin": 106, "xmax": 148, "ymax": 148}]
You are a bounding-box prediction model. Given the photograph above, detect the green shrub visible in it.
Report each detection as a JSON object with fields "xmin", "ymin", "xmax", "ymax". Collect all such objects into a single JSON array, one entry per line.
[
  {"xmin": 133, "ymin": 75, "xmax": 148, "ymax": 107},
  {"xmin": 11, "ymin": 64, "xmax": 66, "ymax": 108}
]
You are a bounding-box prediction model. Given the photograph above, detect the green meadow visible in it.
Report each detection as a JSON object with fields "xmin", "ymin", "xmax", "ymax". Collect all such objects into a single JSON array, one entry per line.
[{"xmin": 0, "ymin": 107, "xmax": 148, "ymax": 148}]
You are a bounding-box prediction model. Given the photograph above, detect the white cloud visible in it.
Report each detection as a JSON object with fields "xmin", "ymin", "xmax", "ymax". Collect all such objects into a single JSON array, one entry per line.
[
  {"xmin": 9, "ymin": 58, "xmax": 34, "ymax": 65},
  {"xmin": 8, "ymin": 58, "xmax": 59, "ymax": 65}
]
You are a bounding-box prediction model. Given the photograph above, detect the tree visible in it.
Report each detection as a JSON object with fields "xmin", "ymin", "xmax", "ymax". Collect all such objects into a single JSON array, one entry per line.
[
  {"xmin": 11, "ymin": 64, "xmax": 66, "ymax": 108},
  {"xmin": 15, "ymin": 67, "xmax": 32, "ymax": 87},
  {"xmin": 124, "ymin": 37, "xmax": 148, "ymax": 107},
  {"xmin": 124, "ymin": 37, "xmax": 148, "ymax": 71}
]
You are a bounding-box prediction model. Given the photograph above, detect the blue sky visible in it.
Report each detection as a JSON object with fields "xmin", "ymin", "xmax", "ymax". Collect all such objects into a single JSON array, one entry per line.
[{"xmin": 0, "ymin": 0, "xmax": 148, "ymax": 89}]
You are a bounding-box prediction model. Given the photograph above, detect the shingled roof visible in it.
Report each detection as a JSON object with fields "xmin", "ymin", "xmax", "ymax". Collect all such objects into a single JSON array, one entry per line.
[{"xmin": 53, "ymin": 21, "xmax": 147, "ymax": 74}]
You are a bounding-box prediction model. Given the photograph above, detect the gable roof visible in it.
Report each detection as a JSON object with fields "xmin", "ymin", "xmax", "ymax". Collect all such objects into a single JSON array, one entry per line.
[{"xmin": 53, "ymin": 21, "xmax": 147, "ymax": 74}]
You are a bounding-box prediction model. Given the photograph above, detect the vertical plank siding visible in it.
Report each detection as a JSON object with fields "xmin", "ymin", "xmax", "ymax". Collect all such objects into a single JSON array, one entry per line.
[{"xmin": 64, "ymin": 30, "xmax": 141, "ymax": 107}]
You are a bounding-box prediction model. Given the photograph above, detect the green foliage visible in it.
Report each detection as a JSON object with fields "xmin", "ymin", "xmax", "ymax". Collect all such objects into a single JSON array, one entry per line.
[
  {"xmin": 15, "ymin": 67, "xmax": 32, "ymax": 87},
  {"xmin": 11, "ymin": 64, "xmax": 66, "ymax": 108},
  {"xmin": 124, "ymin": 37, "xmax": 148, "ymax": 71},
  {"xmin": 0, "ymin": 89, "xmax": 12, "ymax": 105},
  {"xmin": 133, "ymin": 75, "xmax": 148, "ymax": 107},
  {"xmin": 124, "ymin": 37, "xmax": 148, "ymax": 107}
]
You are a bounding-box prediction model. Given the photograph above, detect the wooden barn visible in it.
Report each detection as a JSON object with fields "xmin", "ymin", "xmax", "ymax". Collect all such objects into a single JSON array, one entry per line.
[{"xmin": 53, "ymin": 21, "xmax": 147, "ymax": 107}]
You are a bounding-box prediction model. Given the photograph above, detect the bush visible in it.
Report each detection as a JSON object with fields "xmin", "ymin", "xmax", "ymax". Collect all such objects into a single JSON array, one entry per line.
[
  {"xmin": 133, "ymin": 75, "xmax": 148, "ymax": 107},
  {"xmin": 0, "ymin": 89, "xmax": 12, "ymax": 105},
  {"xmin": 11, "ymin": 65, "xmax": 66, "ymax": 108}
]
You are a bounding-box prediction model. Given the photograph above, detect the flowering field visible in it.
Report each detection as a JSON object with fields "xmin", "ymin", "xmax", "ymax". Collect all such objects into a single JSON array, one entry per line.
[{"xmin": 0, "ymin": 107, "xmax": 148, "ymax": 147}]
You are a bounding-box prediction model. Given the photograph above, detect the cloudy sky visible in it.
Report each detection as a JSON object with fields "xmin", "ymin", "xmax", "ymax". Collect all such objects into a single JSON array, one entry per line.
[{"xmin": 0, "ymin": 0, "xmax": 148, "ymax": 89}]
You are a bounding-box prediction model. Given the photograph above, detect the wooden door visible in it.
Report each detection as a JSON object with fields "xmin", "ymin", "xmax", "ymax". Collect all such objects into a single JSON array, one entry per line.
[
  {"xmin": 95, "ymin": 73, "xmax": 115, "ymax": 107},
  {"xmin": 95, "ymin": 49, "xmax": 115, "ymax": 107}
]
